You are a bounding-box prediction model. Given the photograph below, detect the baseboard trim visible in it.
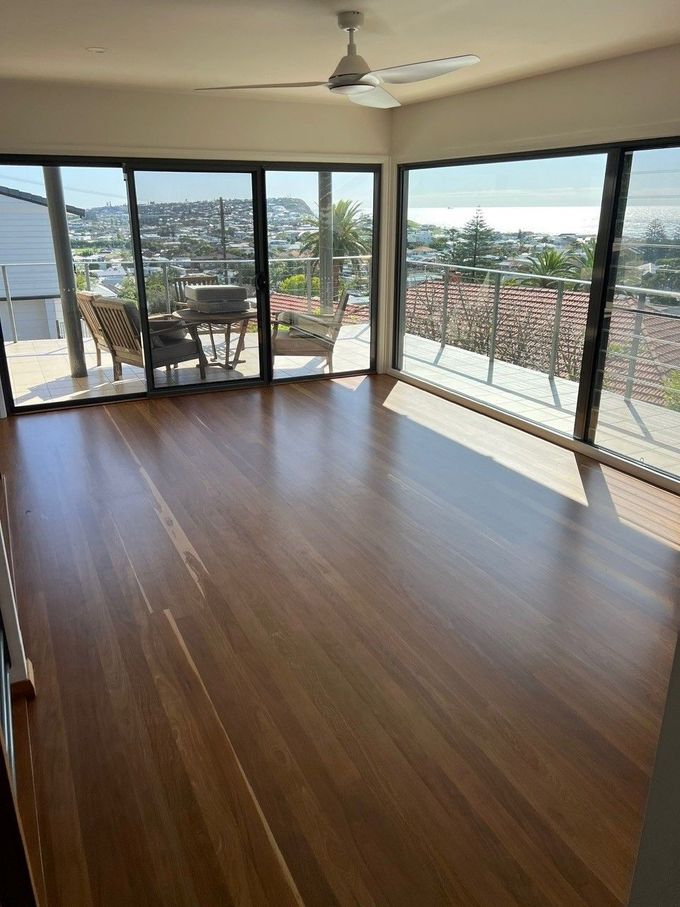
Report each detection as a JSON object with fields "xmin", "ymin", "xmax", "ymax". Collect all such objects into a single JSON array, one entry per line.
[{"xmin": 11, "ymin": 661, "xmax": 36, "ymax": 701}]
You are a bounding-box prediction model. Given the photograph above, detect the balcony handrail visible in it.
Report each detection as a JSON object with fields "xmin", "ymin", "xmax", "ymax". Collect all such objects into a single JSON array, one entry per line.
[
  {"xmin": 0, "ymin": 254, "xmax": 372, "ymax": 269},
  {"xmin": 407, "ymin": 258, "xmax": 593, "ymax": 289},
  {"xmin": 610, "ymin": 306, "xmax": 680, "ymax": 320},
  {"xmin": 0, "ymin": 253, "xmax": 372, "ymax": 341},
  {"xmin": 405, "ymin": 257, "xmax": 680, "ymax": 303},
  {"xmin": 403, "ymin": 256, "xmax": 680, "ymax": 395}
]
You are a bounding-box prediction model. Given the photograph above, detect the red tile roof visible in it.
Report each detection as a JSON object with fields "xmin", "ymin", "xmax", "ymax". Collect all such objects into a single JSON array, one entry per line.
[
  {"xmin": 269, "ymin": 292, "xmax": 368, "ymax": 324},
  {"xmin": 403, "ymin": 276, "xmax": 680, "ymax": 407}
]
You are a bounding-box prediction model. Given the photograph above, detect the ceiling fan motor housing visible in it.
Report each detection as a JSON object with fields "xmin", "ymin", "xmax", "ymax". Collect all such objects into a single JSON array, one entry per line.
[
  {"xmin": 337, "ymin": 10, "xmax": 364, "ymax": 31},
  {"xmin": 330, "ymin": 54, "xmax": 373, "ymax": 81},
  {"xmin": 330, "ymin": 9, "xmax": 376, "ymax": 91}
]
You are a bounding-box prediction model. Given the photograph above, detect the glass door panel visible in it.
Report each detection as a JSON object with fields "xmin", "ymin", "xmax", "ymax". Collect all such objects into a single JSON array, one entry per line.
[
  {"xmin": 132, "ymin": 169, "xmax": 264, "ymax": 390},
  {"xmin": 0, "ymin": 164, "xmax": 145, "ymax": 408},
  {"xmin": 592, "ymin": 147, "xmax": 680, "ymax": 477},
  {"xmin": 266, "ymin": 169, "xmax": 375, "ymax": 379},
  {"xmin": 396, "ymin": 154, "xmax": 608, "ymax": 435}
]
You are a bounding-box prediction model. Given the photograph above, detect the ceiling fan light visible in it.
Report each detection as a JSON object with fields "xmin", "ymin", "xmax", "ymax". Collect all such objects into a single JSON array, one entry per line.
[{"xmin": 330, "ymin": 82, "xmax": 376, "ymax": 95}]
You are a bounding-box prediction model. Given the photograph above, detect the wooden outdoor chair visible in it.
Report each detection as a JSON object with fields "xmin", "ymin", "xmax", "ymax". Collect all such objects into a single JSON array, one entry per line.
[
  {"xmin": 91, "ymin": 297, "xmax": 206, "ymax": 381},
  {"xmin": 271, "ymin": 290, "xmax": 351, "ymax": 373},
  {"xmin": 77, "ymin": 291, "xmax": 111, "ymax": 367},
  {"xmin": 172, "ymin": 274, "xmax": 220, "ymax": 358}
]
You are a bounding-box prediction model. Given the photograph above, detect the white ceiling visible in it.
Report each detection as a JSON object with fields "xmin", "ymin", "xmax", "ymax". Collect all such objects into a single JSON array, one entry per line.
[{"xmin": 1, "ymin": 0, "xmax": 680, "ymax": 105}]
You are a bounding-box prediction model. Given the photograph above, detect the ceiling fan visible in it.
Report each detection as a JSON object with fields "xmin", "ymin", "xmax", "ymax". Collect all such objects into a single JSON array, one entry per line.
[{"xmin": 195, "ymin": 10, "xmax": 479, "ymax": 108}]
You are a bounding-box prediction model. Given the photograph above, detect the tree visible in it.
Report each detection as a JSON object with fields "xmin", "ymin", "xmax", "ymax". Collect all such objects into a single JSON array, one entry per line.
[
  {"xmin": 642, "ymin": 218, "xmax": 668, "ymax": 263},
  {"xmin": 524, "ymin": 249, "xmax": 580, "ymax": 288},
  {"xmin": 430, "ymin": 230, "xmax": 455, "ymax": 253},
  {"xmin": 118, "ymin": 273, "xmax": 171, "ymax": 314},
  {"xmin": 300, "ymin": 199, "xmax": 372, "ymax": 298},
  {"xmin": 516, "ymin": 229, "xmax": 531, "ymax": 252},
  {"xmin": 279, "ymin": 273, "xmax": 320, "ymax": 296},
  {"xmin": 642, "ymin": 257, "xmax": 680, "ymax": 294},
  {"xmin": 576, "ymin": 238, "xmax": 597, "ymax": 279},
  {"xmin": 453, "ymin": 209, "xmax": 499, "ymax": 276},
  {"xmin": 436, "ymin": 228, "xmax": 461, "ymax": 261}
]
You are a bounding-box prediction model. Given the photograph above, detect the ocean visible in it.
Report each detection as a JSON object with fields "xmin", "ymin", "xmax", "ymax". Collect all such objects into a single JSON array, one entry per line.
[{"xmin": 408, "ymin": 205, "xmax": 680, "ymax": 238}]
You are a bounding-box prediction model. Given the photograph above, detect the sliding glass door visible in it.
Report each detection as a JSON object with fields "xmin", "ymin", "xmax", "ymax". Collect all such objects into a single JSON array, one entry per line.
[
  {"xmin": 590, "ymin": 148, "xmax": 680, "ymax": 475},
  {"xmin": 394, "ymin": 142, "xmax": 680, "ymax": 483},
  {"xmin": 131, "ymin": 168, "xmax": 265, "ymax": 391},
  {"xmin": 395, "ymin": 153, "xmax": 607, "ymax": 434},
  {"xmin": 0, "ymin": 158, "xmax": 379, "ymax": 413},
  {"xmin": 266, "ymin": 168, "xmax": 377, "ymax": 379},
  {"xmin": 0, "ymin": 164, "xmax": 146, "ymax": 408}
]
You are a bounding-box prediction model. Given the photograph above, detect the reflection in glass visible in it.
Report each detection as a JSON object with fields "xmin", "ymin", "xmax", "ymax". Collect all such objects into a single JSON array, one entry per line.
[
  {"xmin": 266, "ymin": 169, "xmax": 374, "ymax": 378},
  {"xmin": 397, "ymin": 154, "xmax": 608, "ymax": 435},
  {"xmin": 593, "ymin": 148, "xmax": 680, "ymax": 477}
]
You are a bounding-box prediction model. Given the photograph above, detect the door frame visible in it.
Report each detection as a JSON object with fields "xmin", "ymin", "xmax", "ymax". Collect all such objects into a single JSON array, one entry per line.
[
  {"xmin": 124, "ymin": 162, "xmax": 271, "ymax": 398},
  {"xmin": 0, "ymin": 155, "xmax": 381, "ymax": 414}
]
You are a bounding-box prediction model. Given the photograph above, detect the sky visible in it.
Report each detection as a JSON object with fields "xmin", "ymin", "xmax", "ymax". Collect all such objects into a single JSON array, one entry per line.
[
  {"xmin": 2, "ymin": 150, "xmax": 679, "ymax": 211},
  {"xmin": 407, "ymin": 147, "xmax": 680, "ymax": 209},
  {"xmin": 0, "ymin": 165, "xmax": 375, "ymax": 211}
]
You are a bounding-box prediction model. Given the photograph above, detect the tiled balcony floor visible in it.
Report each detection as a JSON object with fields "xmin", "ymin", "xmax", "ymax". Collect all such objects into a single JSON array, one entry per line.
[
  {"xmin": 402, "ymin": 333, "xmax": 680, "ymax": 477},
  {"xmin": 3, "ymin": 323, "xmax": 372, "ymax": 407}
]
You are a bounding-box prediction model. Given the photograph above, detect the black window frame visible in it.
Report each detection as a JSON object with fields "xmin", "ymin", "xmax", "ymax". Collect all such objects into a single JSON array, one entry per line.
[
  {"xmin": 393, "ymin": 134, "xmax": 680, "ymax": 481},
  {"xmin": 0, "ymin": 154, "xmax": 381, "ymax": 415}
]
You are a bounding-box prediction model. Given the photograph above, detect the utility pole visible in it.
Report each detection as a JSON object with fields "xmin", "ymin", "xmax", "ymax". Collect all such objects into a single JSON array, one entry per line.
[
  {"xmin": 219, "ymin": 197, "xmax": 228, "ymax": 283},
  {"xmin": 318, "ymin": 172, "xmax": 333, "ymax": 313},
  {"xmin": 43, "ymin": 167, "xmax": 86, "ymax": 378}
]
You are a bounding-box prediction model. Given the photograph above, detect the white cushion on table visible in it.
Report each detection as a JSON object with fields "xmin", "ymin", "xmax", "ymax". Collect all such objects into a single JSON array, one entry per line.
[{"xmin": 184, "ymin": 284, "xmax": 247, "ymax": 303}]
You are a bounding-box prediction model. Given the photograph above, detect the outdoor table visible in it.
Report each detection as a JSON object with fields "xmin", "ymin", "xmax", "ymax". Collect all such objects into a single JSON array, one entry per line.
[{"xmin": 175, "ymin": 300, "xmax": 258, "ymax": 371}]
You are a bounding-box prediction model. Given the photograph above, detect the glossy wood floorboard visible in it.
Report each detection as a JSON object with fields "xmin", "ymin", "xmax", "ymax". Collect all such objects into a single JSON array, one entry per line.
[{"xmin": 2, "ymin": 375, "xmax": 678, "ymax": 907}]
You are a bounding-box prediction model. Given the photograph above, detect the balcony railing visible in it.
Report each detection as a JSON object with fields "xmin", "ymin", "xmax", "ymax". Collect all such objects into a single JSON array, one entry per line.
[
  {"xmin": 404, "ymin": 259, "xmax": 680, "ymax": 403},
  {"xmin": 0, "ymin": 254, "xmax": 373, "ymax": 342}
]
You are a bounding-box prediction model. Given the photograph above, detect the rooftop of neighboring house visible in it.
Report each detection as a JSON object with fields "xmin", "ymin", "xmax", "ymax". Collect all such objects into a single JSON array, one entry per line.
[{"xmin": 0, "ymin": 185, "xmax": 85, "ymax": 217}]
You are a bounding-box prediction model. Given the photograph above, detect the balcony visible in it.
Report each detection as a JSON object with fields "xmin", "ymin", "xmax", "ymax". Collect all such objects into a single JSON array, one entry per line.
[
  {"xmin": 400, "ymin": 261, "xmax": 680, "ymax": 476},
  {"xmin": 1, "ymin": 255, "xmax": 372, "ymax": 405}
]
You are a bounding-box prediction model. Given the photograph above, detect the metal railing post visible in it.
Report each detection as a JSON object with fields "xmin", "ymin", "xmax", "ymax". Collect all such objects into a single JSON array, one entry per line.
[
  {"xmin": 305, "ymin": 259, "xmax": 312, "ymax": 313},
  {"xmin": 549, "ymin": 282, "xmax": 565, "ymax": 381},
  {"xmin": 84, "ymin": 261, "xmax": 91, "ymax": 291},
  {"xmin": 487, "ymin": 271, "xmax": 501, "ymax": 383},
  {"xmin": 162, "ymin": 262, "xmax": 171, "ymax": 313},
  {"xmin": 440, "ymin": 265, "xmax": 450, "ymax": 350},
  {"xmin": 625, "ymin": 292, "xmax": 646, "ymax": 400},
  {"xmin": 1, "ymin": 266, "xmax": 18, "ymax": 343}
]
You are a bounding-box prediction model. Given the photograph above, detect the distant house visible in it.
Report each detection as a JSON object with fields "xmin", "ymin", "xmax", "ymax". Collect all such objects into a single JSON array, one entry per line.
[
  {"xmin": 0, "ymin": 185, "xmax": 84, "ymax": 341},
  {"xmin": 408, "ymin": 229, "xmax": 433, "ymax": 245}
]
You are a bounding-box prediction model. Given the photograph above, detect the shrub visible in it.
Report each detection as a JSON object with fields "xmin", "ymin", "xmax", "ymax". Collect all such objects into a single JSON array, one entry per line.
[
  {"xmin": 279, "ymin": 274, "xmax": 320, "ymax": 296},
  {"xmin": 663, "ymin": 370, "xmax": 680, "ymax": 411}
]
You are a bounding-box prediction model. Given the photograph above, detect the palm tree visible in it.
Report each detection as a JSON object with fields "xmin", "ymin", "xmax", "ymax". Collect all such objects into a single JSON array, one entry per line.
[
  {"xmin": 300, "ymin": 199, "xmax": 372, "ymax": 297},
  {"xmin": 525, "ymin": 249, "xmax": 580, "ymax": 288},
  {"xmin": 576, "ymin": 238, "xmax": 597, "ymax": 279}
]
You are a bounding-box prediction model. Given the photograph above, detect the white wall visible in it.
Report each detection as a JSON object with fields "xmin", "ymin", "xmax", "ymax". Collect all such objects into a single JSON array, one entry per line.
[
  {"xmin": 0, "ymin": 194, "xmax": 59, "ymax": 299},
  {"xmin": 391, "ymin": 43, "xmax": 680, "ymax": 162},
  {"xmin": 0, "ymin": 299, "xmax": 55, "ymax": 342},
  {"xmin": 0, "ymin": 80, "xmax": 391, "ymax": 160}
]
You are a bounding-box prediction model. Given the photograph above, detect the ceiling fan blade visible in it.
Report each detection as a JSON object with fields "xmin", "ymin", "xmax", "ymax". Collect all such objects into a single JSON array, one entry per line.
[
  {"xmin": 370, "ymin": 54, "xmax": 480, "ymax": 85},
  {"xmin": 347, "ymin": 86, "xmax": 400, "ymax": 109},
  {"xmin": 195, "ymin": 81, "xmax": 327, "ymax": 92}
]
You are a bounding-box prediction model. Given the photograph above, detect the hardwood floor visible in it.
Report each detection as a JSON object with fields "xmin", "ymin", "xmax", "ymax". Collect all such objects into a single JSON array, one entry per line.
[{"xmin": 2, "ymin": 374, "xmax": 678, "ymax": 907}]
